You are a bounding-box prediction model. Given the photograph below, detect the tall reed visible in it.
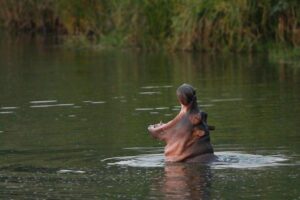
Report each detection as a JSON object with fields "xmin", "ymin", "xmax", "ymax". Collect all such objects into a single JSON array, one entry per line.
[{"xmin": 0, "ymin": 0, "xmax": 299, "ymax": 51}]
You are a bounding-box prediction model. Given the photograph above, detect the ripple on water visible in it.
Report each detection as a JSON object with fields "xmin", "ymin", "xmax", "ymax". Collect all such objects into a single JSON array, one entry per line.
[
  {"xmin": 1, "ymin": 106, "xmax": 19, "ymax": 110},
  {"xmin": 155, "ymin": 107, "xmax": 169, "ymax": 110},
  {"xmin": 113, "ymin": 96, "xmax": 125, "ymax": 99},
  {"xmin": 150, "ymin": 112, "xmax": 159, "ymax": 115},
  {"xmin": 0, "ymin": 111, "xmax": 14, "ymax": 114},
  {"xmin": 135, "ymin": 108, "xmax": 154, "ymax": 111},
  {"xmin": 103, "ymin": 150, "xmax": 291, "ymax": 169},
  {"xmin": 83, "ymin": 101, "xmax": 106, "ymax": 104},
  {"xmin": 213, "ymin": 152, "xmax": 289, "ymax": 169},
  {"xmin": 57, "ymin": 169, "xmax": 86, "ymax": 174},
  {"xmin": 200, "ymin": 104, "xmax": 214, "ymax": 108},
  {"xmin": 141, "ymin": 85, "xmax": 173, "ymax": 89},
  {"xmin": 30, "ymin": 100, "xmax": 58, "ymax": 104},
  {"xmin": 103, "ymin": 154, "xmax": 164, "ymax": 168},
  {"xmin": 211, "ymin": 98, "xmax": 243, "ymax": 102},
  {"xmin": 139, "ymin": 91, "xmax": 161, "ymax": 95},
  {"xmin": 30, "ymin": 104, "xmax": 74, "ymax": 108}
]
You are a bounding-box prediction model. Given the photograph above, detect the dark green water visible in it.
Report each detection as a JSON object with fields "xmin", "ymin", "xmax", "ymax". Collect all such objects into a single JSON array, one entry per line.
[{"xmin": 0, "ymin": 35, "xmax": 299, "ymax": 199}]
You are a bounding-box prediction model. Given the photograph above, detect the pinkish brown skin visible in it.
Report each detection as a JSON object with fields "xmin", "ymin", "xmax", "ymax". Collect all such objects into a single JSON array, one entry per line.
[{"xmin": 148, "ymin": 104, "xmax": 214, "ymax": 162}]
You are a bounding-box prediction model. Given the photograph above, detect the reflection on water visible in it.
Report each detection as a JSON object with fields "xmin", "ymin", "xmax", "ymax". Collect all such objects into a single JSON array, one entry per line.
[
  {"xmin": 170, "ymin": 164, "xmax": 212, "ymax": 199},
  {"xmin": 141, "ymin": 85, "xmax": 173, "ymax": 89},
  {"xmin": 30, "ymin": 103, "xmax": 75, "ymax": 108},
  {"xmin": 104, "ymin": 148, "xmax": 297, "ymax": 199},
  {"xmin": 153, "ymin": 163, "xmax": 213, "ymax": 200},
  {"xmin": 30, "ymin": 100, "xmax": 58, "ymax": 104},
  {"xmin": 0, "ymin": 111, "xmax": 14, "ymax": 114},
  {"xmin": 210, "ymin": 98, "xmax": 243, "ymax": 102},
  {"xmin": 83, "ymin": 101, "xmax": 106, "ymax": 104},
  {"xmin": 0, "ymin": 34, "xmax": 299, "ymax": 199},
  {"xmin": 57, "ymin": 169, "xmax": 86, "ymax": 174},
  {"xmin": 0, "ymin": 106, "xmax": 19, "ymax": 110},
  {"xmin": 103, "ymin": 148, "xmax": 291, "ymax": 169}
]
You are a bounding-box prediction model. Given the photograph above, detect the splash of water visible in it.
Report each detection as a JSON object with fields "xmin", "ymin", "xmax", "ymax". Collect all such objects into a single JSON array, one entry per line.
[{"xmin": 103, "ymin": 150, "xmax": 291, "ymax": 169}]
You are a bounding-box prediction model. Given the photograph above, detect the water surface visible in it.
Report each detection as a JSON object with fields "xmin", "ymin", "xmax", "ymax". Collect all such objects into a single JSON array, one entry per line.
[{"xmin": 0, "ymin": 35, "xmax": 299, "ymax": 199}]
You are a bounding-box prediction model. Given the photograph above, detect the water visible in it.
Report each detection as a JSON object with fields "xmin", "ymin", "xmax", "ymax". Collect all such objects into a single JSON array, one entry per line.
[
  {"xmin": 103, "ymin": 148, "xmax": 290, "ymax": 169},
  {"xmin": 0, "ymin": 35, "xmax": 300, "ymax": 199}
]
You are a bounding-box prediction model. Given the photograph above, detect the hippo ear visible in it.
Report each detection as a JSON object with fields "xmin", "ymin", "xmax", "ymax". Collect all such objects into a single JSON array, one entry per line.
[{"xmin": 200, "ymin": 112, "xmax": 207, "ymax": 123}]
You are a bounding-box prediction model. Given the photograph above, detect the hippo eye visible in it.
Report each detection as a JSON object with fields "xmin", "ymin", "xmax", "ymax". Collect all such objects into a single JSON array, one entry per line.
[
  {"xmin": 190, "ymin": 115, "xmax": 200, "ymax": 125},
  {"xmin": 192, "ymin": 129, "xmax": 205, "ymax": 138}
]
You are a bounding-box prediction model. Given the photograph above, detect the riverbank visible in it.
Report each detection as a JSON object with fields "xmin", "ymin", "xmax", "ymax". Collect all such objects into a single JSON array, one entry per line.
[
  {"xmin": 0, "ymin": 0, "xmax": 300, "ymax": 53},
  {"xmin": 1, "ymin": 28, "xmax": 299, "ymax": 68},
  {"xmin": 268, "ymin": 45, "xmax": 300, "ymax": 66}
]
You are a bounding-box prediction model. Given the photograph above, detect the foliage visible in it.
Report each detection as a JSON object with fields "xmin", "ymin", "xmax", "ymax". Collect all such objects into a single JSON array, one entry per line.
[{"xmin": 0, "ymin": 0, "xmax": 299, "ymax": 51}]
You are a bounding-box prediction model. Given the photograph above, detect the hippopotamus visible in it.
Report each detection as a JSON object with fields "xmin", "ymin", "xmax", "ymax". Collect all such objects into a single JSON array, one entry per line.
[{"xmin": 148, "ymin": 83, "xmax": 217, "ymax": 163}]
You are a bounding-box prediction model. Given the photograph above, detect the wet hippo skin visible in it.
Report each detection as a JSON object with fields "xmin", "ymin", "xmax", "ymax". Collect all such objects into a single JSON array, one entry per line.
[{"xmin": 148, "ymin": 111, "xmax": 216, "ymax": 163}]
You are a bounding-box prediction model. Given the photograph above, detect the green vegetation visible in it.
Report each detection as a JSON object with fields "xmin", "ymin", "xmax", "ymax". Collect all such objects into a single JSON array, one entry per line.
[
  {"xmin": 268, "ymin": 45, "xmax": 300, "ymax": 65},
  {"xmin": 0, "ymin": 0, "xmax": 299, "ymax": 52}
]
